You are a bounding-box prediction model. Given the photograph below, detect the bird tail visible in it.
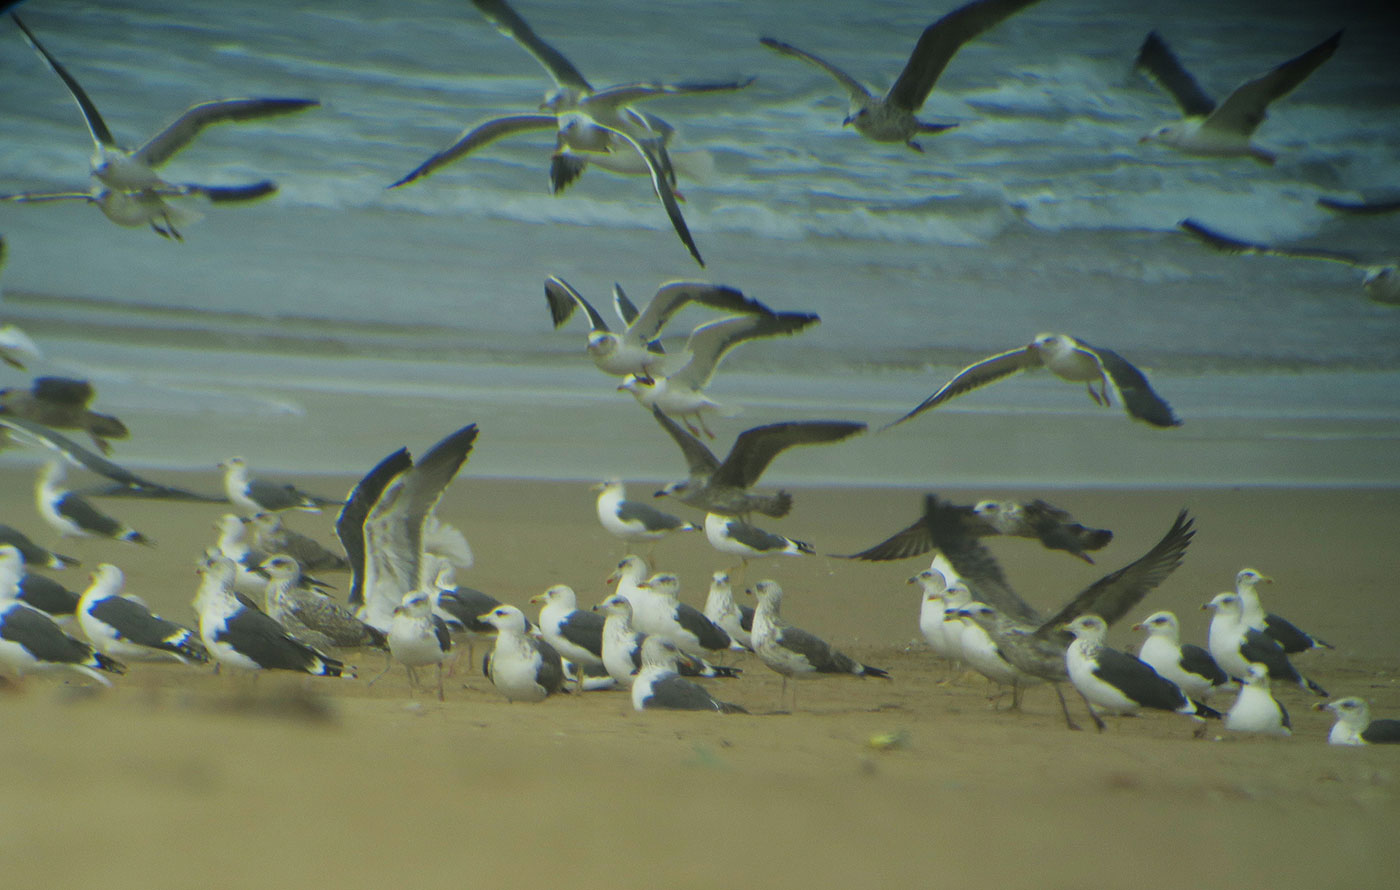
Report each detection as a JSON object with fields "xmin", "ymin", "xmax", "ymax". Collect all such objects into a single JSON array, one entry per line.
[
  {"xmin": 124, "ymin": 529, "xmax": 155, "ymax": 547},
  {"xmin": 762, "ymin": 491, "xmax": 794, "ymax": 518},
  {"xmin": 365, "ymin": 625, "xmax": 389, "ymax": 650},
  {"xmin": 716, "ymin": 700, "xmax": 749, "ymax": 715},
  {"xmin": 793, "ymin": 539, "xmax": 816, "ymax": 556},
  {"xmin": 861, "ymin": 664, "xmax": 891, "ymax": 680},
  {"xmin": 162, "ymin": 630, "xmax": 210, "ymax": 665},
  {"xmin": 314, "ymin": 654, "xmax": 354, "ymax": 680},
  {"xmin": 1188, "ymin": 699, "xmax": 1222, "ymax": 720},
  {"xmin": 1303, "ymin": 675, "xmax": 1329, "ymax": 697}
]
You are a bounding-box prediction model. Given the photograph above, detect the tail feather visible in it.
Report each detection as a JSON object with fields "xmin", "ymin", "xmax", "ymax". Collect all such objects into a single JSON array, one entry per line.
[
  {"xmin": 716, "ymin": 700, "xmax": 749, "ymax": 714},
  {"xmin": 861, "ymin": 664, "xmax": 891, "ymax": 680},
  {"xmin": 1303, "ymin": 675, "xmax": 1328, "ymax": 697},
  {"xmin": 1190, "ymin": 699, "xmax": 1222, "ymax": 720},
  {"xmin": 162, "ymin": 630, "xmax": 209, "ymax": 665},
  {"xmin": 91, "ymin": 651, "xmax": 126, "ymax": 675}
]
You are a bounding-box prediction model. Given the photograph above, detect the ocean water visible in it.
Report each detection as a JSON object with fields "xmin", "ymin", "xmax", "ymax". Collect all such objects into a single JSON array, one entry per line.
[{"xmin": 0, "ymin": 0, "xmax": 1397, "ymax": 485}]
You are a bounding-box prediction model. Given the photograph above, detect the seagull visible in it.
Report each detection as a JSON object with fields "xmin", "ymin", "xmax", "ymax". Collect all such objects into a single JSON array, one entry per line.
[
  {"xmin": 888, "ymin": 333, "xmax": 1180, "ymax": 429},
  {"xmin": 431, "ymin": 579, "xmax": 503, "ymax": 668},
  {"xmin": 381, "ymin": 591, "xmax": 453, "ymax": 701},
  {"xmin": 193, "ymin": 554, "xmax": 351, "ymax": 677},
  {"xmin": 924, "ymin": 494, "xmax": 1195, "ymax": 730},
  {"xmin": 0, "ymin": 236, "xmax": 42, "ymax": 370},
  {"xmin": 245, "ymin": 513, "xmax": 350, "ymax": 574},
  {"xmin": 627, "ymin": 573, "xmax": 733, "ymax": 657},
  {"xmin": 15, "ymin": 570, "xmax": 82, "ymax": 622},
  {"xmin": 749, "ymin": 580, "xmax": 889, "ymax": 711},
  {"xmin": 1225, "ymin": 663, "xmax": 1292, "ymax": 737},
  {"xmin": 219, "ymin": 457, "xmax": 337, "ymax": 516},
  {"xmin": 619, "ymin": 312, "xmax": 821, "ymax": 436},
  {"xmin": 841, "ymin": 495, "xmax": 1112, "ymax": 563},
  {"xmin": 1203, "ymin": 592, "xmax": 1327, "ymax": 696},
  {"xmin": 596, "ymin": 593, "xmax": 740, "ymax": 685},
  {"xmin": 391, "ymin": 0, "xmax": 752, "ymax": 267},
  {"xmin": 703, "ymin": 512, "xmax": 814, "ymax": 580},
  {"xmin": 1317, "ymin": 196, "xmax": 1400, "ymax": 216},
  {"xmin": 1064, "ymin": 614, "xmax": 1220, "ymax": 734},
  {"xmin": 760, "ymin": 0, "xmax": 1046, "ymax": 150},
  {"xmin": 593, "ymin": 479, "xmax": 697, "ymax": 559},
  {"xmin": 1232, "ymin": 568, "xmax": 1332, "ymax": 655},
  {"xmin": 0, "ymin": 377, "xmax": 128, "ymax": 456},
  {"xmin": 652, "ymin": 408, "xmax": 867, "ymax": 517},
  {"xmin": 632, "ymin": 637, "xmax": 747, "ymax": 714},
  {"xmin": 335, "ymin": 426, "xmax": 479, "ymax": 631},
  {"xmin": 8, "ymin": 15, "xmax": 313, "ymax": 238},
  {"xmin": 530, "ymin": 585, "xmax": 607, "ymax": 676},
  {"xmin": 1134, "ymin": 29, "xmax": 1342, "ymax": 165},
  {"xmin": 1178, "ymin": 219, "xmax": 1399, "ymax": 306},
  {"xmin": 0, "ymin": 523, "xmax": 78, "ymax": 570},
  {"xmin": 35, "ymin": 460, "xmax": 152, "ymax": 545},
  {"xmin": 947, "ymin": 601, "xmax": 1043, "ymax": 707},
  {"xmin": 0, "ymin": 593, "xmax": 126, "ymax": 687},
  {"xmin": 1317, "ymin": 697, "xmax": 1400, "ymax": 746},
  {"xmin": 479, "ymin": 604, "xmax": 566, "ymax": 702},
  {"xmin": 702, "ymin": 570, "xmax": 754, "ymax": 652},
  {"xmin": 1132, "ymin": 610, "xmax": 1231, "ymax": 703},
  {"xmin": 261, "ymin": 555, "xmax": 386, "ymax": 652},
  {"xmin": 76, "ymin": 564, "xmax": 207, "ymax": 665},
  {"xmin": 0, "ymin": 183, "xmax": 280, "ymax": 241},
  {"xmin": 546, "ymin": 277, "xmax": 776, "ymax": 380},
  {"xmin": 914, "ymin": 568, "xmax": 956, "ymax": 665}
]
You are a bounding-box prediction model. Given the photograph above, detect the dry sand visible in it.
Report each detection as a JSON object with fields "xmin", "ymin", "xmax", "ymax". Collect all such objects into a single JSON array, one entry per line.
[{"xmin": 2, "ymin": 468, "xmax": 1398, "ymax": 889}]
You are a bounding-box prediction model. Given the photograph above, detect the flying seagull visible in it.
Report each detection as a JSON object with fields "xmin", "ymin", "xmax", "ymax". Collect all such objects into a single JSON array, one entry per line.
[
  {"xmin": 0, "ymin": 377, "xmax": 128, "ymax": 456},
  {"xmin": 651, "ymin": 407, "xmax": 867, "ymax": 517},
  {"xmin": 8, "ymin": 14, "xmax": 315, "ymax": 238},
  {"xmin": 760, "ymin": 0, "xmax": 1045, "ymax": 150},
  {"xmin": 0, "ymin": 183, "xmax": 280, "ymax": 241},
  {"xmin": 841, "ymin": 495, "xmax": 1112, "ymax": 563},
  {"xmin": 1178, "ymin": 218, "xmax": 1399, "ymax": 306},
  {"xmin": 546, "ymin": 277, "xmax": 776, "ymax": 380},
  {"xmin": 887, "ymin": 333, "xmax": 1181, "ymax": 429},
  {"xmin": 1134, "ymin": 29, "xmax": 1342, "ymax": 165}
]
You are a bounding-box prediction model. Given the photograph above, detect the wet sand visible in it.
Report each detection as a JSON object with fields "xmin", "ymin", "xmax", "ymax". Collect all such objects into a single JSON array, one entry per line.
[{"xmin": 2, "ymin": 469, "xmax": 1398, "ymax": 888}]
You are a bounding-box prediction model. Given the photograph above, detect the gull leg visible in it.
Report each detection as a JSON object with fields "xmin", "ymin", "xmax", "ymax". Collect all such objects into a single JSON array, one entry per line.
[
  {"xmin": 436, "ymin": 663, "xmax": 445, "ymax": 702},
  {"xmin": 1073, "ymin": 686, "xmax": 1106, "ymax": 732},
  {"xmin": 367, "ymin": 659, "xmax": 393, "ymax": 687},
  {"xmin": 1085, "ymin": 383, "xmax": 1106, "ymax": 407},
  {"xmin": 697, "ymin": 413, "xmax": 716, "ymax": 439},
  {"xmin": 1053, "ymin": 683, "xmax": 1082, "ymax": 731}
]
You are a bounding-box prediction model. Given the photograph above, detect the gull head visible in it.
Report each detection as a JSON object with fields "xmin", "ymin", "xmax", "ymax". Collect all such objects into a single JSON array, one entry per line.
[
  {"xmin": 1316, "ymin": 696, "xmax": 1368, "ymax": 725},
  {"xmin": 530, "ymin": 585, "xmax": 577, "ymax": 610},
  {"xmin": 1235, "ymin": 567, "xmax": 1273, "ymax": 590},
  {"xmin": 1064, "ymin": 614, "xmax": 1108, "ymax": 642},
  {"xmin": 1242, "ymin": 662, "xmax": 1270, "ymax": 687},
  {"xmin": 586, "ymin": 330, "xmax": 620, "ymax": 358},
  {"xmin": 393, "ymin": 591, "xmax": 434, "ymax": 619},
  {"xmin": 1132, "ymin": 610, "xmax": 1180, "ymax": 639},
  {"xmin": 908, "ymin": 569, "xmax": 947, "ymax": 595},
  {"xmin": 594, "ymin": 594, "xmax": 632, "ymax": 618},
  {"xmin": 654, "ymin": 480, "xmax": 688, "ymax": 500},
  {"xmin": 1203, "ymin": 592, "xmax": 1242, "ymax": 616},
  {"xmin": 479, "ymin": 604, "xmax": 528, "ymax": 635},
  {"xmin": 259, "ymin": 555, "xmax": 301, "ymax": 583}
]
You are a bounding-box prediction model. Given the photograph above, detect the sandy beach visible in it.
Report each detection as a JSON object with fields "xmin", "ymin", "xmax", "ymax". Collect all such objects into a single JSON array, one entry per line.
[{"xmin": 2, "ymin": 466, "xmax": 1397, "ymax": 889}]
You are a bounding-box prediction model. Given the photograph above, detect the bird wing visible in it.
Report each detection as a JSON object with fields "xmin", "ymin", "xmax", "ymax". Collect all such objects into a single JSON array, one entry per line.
[
  {"xmin": 390, "ymin": 114, "xmax": 559, "ymax": 188},
  {"xmin": 612, "ymin": 284, "xmax": 641, "ymax": 326},
  {"xmin": 627, "ymin": 281, "xmax": 772, "ymax": 346},
  {"xmin": 30, "ymin": 377, "xmax": 96, "ymax": 408},
  {"xmin": 1179, "ymin": 642, "xmax": 1229, "ymax": 685},
  {"xmin": 591, "ymin": 120, "xmax": 705, "ymax": 267},
  {"xmin": 1204, "ymin": 31, "xmax": 1341, "ymax": 137},
  {"xmin": 885, "ymin": 346, "xmax": 1037, "ymax": 428},
  {"xmin": 919, "ymin": 494, "xmax": 1041, "ymax": 624},
  {"xmin": 336, "ymin": 448, "xmax": 413, "ymax": 608},
  {"xmin": 530, "ymin": 637, "xmax": 567, "ymax": 693},
  {"xmin": 1317, "ymin": 196, "xmax": 1400, "ymax": 216},
  {"xmin": 470, "ymin": 0, "xmax": 592, "ymax": 92},
  {"xmin": 136, "ymin": 99, "xmax": 319, "ymax": 168},
  {"xmin": 557, "ymin": 610, "xmax": 605, "ymax": 657},
  {"xmin": 1037, "ymin": 510, "xmax": 1193, "ymax": 636},
  {"xmin": 650, "ymin": 406, "xmax": 721, "ymax": 477},
  {"xmin": 759, "ymin": 37, "xmax": 873, "ymax": 103},
  {"xmin": 0, "ymin": 414, "xmax": 205, "ymax": 498},
  {"xmin": 838, "ymin": 514, "xmax": 933, "ymax": 561},
  {"xmin": 713, "ymin": 418, "xmax": 866, "ymax": 489},
  {"xmin": 181, "ymin": 181, "xmax": 279, "ymax": 204},
  {"xmin": 1091, "ymin": 645, "xmax": 1188, "ymax": 710},
  {"xmin": 1082, "ymin": 341, "xmax": 1181, "ymax": 428},
  {"xmin": 651, "ymin": 673, "xmax": 724, "ymax": 710},
  {"xmin": 1133, "ymin": 31, "xmax": 1216, "ymax": 118},
  {"xmin": 584, "ymin": 78, "xmax": 756, "ymax": 112},
  {"xmin": 2, "ymin": 603, "xmax": 98, "ymax": 663},
  {"xmin": 887, "ymin": 0, "xmax": 1046, "ymax": 111},
  {"xmin": 544, "ymin": 276, "xmax": 610, "ymax": 331},
  {"xmin": 11, "ymin": 14, "xmax": 117, "ymax": 148},
  {"xmin": 615, "ymin": 499, "xmax": 690, "ymax": 532},
  {"xmin": 1178, "ymin": 218, "xmax": 1364, "ymax": 266},
  {"xmin": 669, "ymin": 311, "xmax": 820, "ymax": 390}
]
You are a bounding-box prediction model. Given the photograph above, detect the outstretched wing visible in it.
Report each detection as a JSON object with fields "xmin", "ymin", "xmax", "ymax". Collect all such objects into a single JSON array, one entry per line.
[
  {"xmin": 470, "ymin": 0, "xmax": 592, "ymax": 92},
  {"xmin": 759, "ymin": 37, "xmax": 873, "ymax": 103},
  {"xmin": 885, "ymin": 346, "xmax": 1036, "ymax": 429},
  {"xmin": 650, "ymin": 406, "xmax": 721, "ymax": 477},
  {"xmin": 887, "ymin": 0, "xmax": 1046, "ymax": 111},
  {"xmin": 390, "ymin": 114, "xmax": 557, "ymax": 188},
  {"xmin": 627, "ymin": 281, "xmax": 772, "ymax": 346},
  {"xmin": 919, "ymin": 494, "xmax": 1040, "ymax": 624},
  {"xmin": 1205, "ymin": 31, "xmax": 1341, "ymax": 137},
  {"xmin": 137, "ymin": 99, "xmax": 319, "ymax": 168},
  {"xmin": 713, "ymin": 418, "xmax": 866, "ymax": 489},
  {"xmin": 669, "ymin": 312, "xmax": 819, "ymax": 390},
  {"xmin": 1178, "ymin": 218, "xmax": 1363, "ymax": 266},
  {"xmin": 544, "ymin": 276, "xmax": 609, "ymax": 331},
  {"xmin": 1084, "ymin": 342, "xmax": 1181, "ymax": 428},
  {"xmin": 11, "ymin": 14, "xmax": 116, "ymax": 148},
  {"xmin": 1134, "ymin": 30, "xmax": 1216, "ymax": 118}
]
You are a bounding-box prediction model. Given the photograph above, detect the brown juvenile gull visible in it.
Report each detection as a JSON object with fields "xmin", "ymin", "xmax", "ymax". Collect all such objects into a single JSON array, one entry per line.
[
  {"xmin": 0, "ymin": 377, "xmax": 128, "ymax": 455},
  {"xmin": 842, "ymin": 495, "xmax": 1112, "ymax": 563},
  {"xmin": 652, "ymin": 407, "xmax": 867, "ymax": 517},
  {"xmin": 925, "ymin": 494, "xmax": 1195, "ymax": 730},
  {"xmin": 1178, "ymin": 218, "xmax": 1399, "ymax": 306},
  {"xmin": 1134, "ymin": 29, "xmax": 1342, "ymax": 165},
  {"xmin": 887, "ymin": 333, "xmax": 1180, "ymax": 429},
  {"xmin": 8, "ymin": 14, "xmax": 315, "ymax": 239},
  {"xmin": 260, "ymin": 555, "xmax": 386, "ymax": 652},
  {"xmin": 760, "ymin": 0, "xmax": 1045, "ymax": 151},
  {"xmin": 245, "ymin": 512, "xmax": 350, "ymax": 574}
]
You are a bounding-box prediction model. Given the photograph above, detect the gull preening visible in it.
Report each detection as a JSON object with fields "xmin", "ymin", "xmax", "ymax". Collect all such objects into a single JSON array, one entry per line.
[
  {"xmin": 1134, "ymin": 29, "xmax": 1342, "ymax": 165},
  {"xmin": 7, "ymin": 14, "xmax": 316, "ymax": 238},
  {"xmin": 760, "ymin": 0, "xmax": 1045, "ymax": 150},
  {"xmin": 887, "ymin": 333, "xmax": 1181, "ymax": 429}
]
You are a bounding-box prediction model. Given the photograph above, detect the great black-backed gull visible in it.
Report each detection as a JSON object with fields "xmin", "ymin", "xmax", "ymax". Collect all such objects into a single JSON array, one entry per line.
[
  {"xmin": 0, "ymin": 595, "xmax": 125, "ymax": 686},
  {"xmin": 531, "ymin": 585, "xmax": 606, "ymax": 675},
  {"xmin": 382, "ymin": 591, "xmax": 453, "ymax": 700},
  {"xmin": 36, "ymin": 460, "xmax": 152, "ymax": 545},
  {"xmin": 1133, "ymin": 610, "xmax": 1231, "ymax": 703},
  {"xmin": 704, "ymin": 512, "xmax": 814, "ymax": 578},
  {"xmin": 594, "ymin": 479, "xmax": 697, "ymax": 558},
  {"xmin": 194, "ymin": 555, "xmax": 350, "ymax": 677},
  {"xmin": 760, "ymin": 0, "xmax": 1046, "ymax": 150},
  {"xmin": 1317, "ymin": 697, "xmax": 1400, "ymax": 746},
  {"xmin": 888, "ymin": 333, "xmax": 1180, "ymax": 429},
  {"xmin": 652, "ymin": 408, "xmax": 867, "ymax": 517},
  {"xmin": 0, "ymin": 523, "xmax": 77, "ymax": 570},
  {"xmin": 76, "ymin": 564, "xmax": 207, "ymax": 664},
  {"xmin": 547, "ymin": 277, "xmax": 775, "ymax": 380},
  {"xmin": 480, "ymin": 604, "xmax": 565, "ymax": 702},
  {"xmin": 246, "ymin": 513, "xmax": 350, "ymax": 573},
  {"xmin": 750, "ymin": 580, "xmax": 889, "ymax": 710},
  {"xmin": 702, "ymin": 570, "xmax": 754, "ymax": 652},
  {"xmin": 1225, "ymin": 663, "xmax": 1291, "ymax": 737},
  {"xmin": 627, "ymin": 572, "xmax": 733, "ymax": 657},
  {"xmin": 1204, "ymin": 592, "xmax": 1326, "ymax": 696},
  {"xmin": 0, "ymin": 377, "xmax": 127, "ymax": 455},
  {"xmin": 620, "ymin": 312, "xmax": 821, "ymax": 436},
  {"xmin": 632, "ymin": 637, "xmax": 747, "ymax": 714},
  {"xmin": 1232, "ymin": 568, "xmax": 1332, "ymax": 654},
  {"xmin": 1064, "ymin": 614, "xmax": 1219, "ymax": 733},
  {"xmin": 1134, "ymin": 29, "xmax": 1341, "ymax": 165},
  {"xmin": 595, "ymin": 594, "xmax": 739, "ymax": 685},
  {"xmin": 261, "ymin": 555, "xmax": 385, "ymax": 652},
  {"xmin": 219, "ymin": 457, "xmax": 335, "ymax": 516}
]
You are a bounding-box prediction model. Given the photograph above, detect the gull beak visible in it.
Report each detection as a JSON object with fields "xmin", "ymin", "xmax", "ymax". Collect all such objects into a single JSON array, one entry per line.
[
  {"xmin": 1200, "ymin": 602, "xmax": 1213, "ymax": 611},
  {"xmin": 1260, "ymin": 574, "xmax": 1275, "ymax": 584},
  {"xmin": 1131, "ymin": 623, "xmax": 1145, "ymax": 632},
  {"xmin": 528, "ymin": 594, "xmax": 544, "ymax": 604},
  {"xmin": 841, "ymin": 114, "xmax": 854, "ymax": 127}
]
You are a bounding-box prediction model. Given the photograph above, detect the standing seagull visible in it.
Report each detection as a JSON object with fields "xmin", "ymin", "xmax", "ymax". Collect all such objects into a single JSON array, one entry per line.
[
  {"xmin": 383, "ymin": 592, "xmax": 453, "ymax": 701},
  {"xmin": 632, "ymin": 637, "xmax": 747, "ymax": 714},
  {"xmin": 1133, "ymin": 610, "xmax": 1231, "ymax": 703},
  {"xmin": 530, "ymin": 585, "xmax": 607, "ymax": 676},
  {"xmin": 1203, "ymin": 592, "xmax": 1327, "ymax": 696},
  {"xmin": 1135, "ymin": 29, "xmax": 1341, "ymax": 165},
  {"xmin": 479, "ymin": 604, "xmax": 566, "ymax": 703},
  {"xmin": 546, "ymin": 277, "xmax": 776, "ymax": 380},
  {"xmin": 0, "ymin": 595, "xmax": 126, "ymax": 686},
  {"xmin": 594, "ymin": 479, "xmax": 697, "ymax": 558},
  {"xmin": 246, "ymin": 513, "xmax": 350, "ymax": 574},
  {"xmin": 1232, "ymin": 568, "xmax": 1332, "ymax": 654},
  {"xmin": 702, "ymin": 570, "xmax": 754, "ymax": 652},
  {"xmin": 0, "ymin": 523, "xmax": 78, "ymax": 570},
  {"xmin": 627, "ymin": 573, "xmax": 733, "ymax": 657},
  {"xmin": 36, "ymin": 460, "xmax": 152, "ymax": 545},
  {"xmin": 749, "ymin": 580, "xmax": 889, "ymax": 710},
  {"xmin": 596, "ymin": 594, "xmax": 739, "ymax": 684},
  {"xmin": 77, "ymin": 563, "xmax": 207, "ymax": 665},
  {"xmin": 1225, "ymin": 663, "xmax": 1292, "ymax": 737},
  {"xmin": 261, "ymin": 555, "xmax": 385, "ymax": 652},
  {"xmin": 0, "ymin": 377, "xmax": 128, "ymax": 456},
  {"xmin": 760, "ymin": 0, "xmax": 1044, "ymax": 150},
  {"xmin": 1317, "ymin": 697, "xmax": 1400, "ymax": 746},
  {"xmin": 888, "ymin": 333, "xmax": 1180, "ymax": 429},
  {"xmin": 652, "ymin": 408, "xmax": 867, "ymax": 517},
  {"xmin": 1064, "ymin": 614, "xmax": 1220, "ymax": 733},
  {"xmin": 220, "ymin": 457, "xmax": 335, "ymax": 516}
]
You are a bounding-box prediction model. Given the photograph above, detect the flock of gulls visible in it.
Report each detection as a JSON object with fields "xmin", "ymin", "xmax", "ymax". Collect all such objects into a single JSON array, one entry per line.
[{"xmin": 0, "ymin": 0, "xmax": 1395, "ymax": 750}]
